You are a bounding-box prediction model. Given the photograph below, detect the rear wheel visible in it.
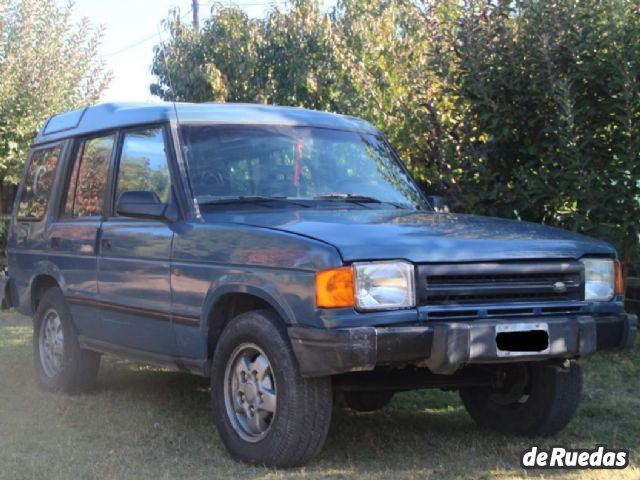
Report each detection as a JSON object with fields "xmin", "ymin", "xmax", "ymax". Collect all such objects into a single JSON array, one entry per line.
[
  {"xmin": 344, "ymin": 391, "xmax": 394, "ymax": 412},
  {"xmin": 211, "ymin": 310, "xmax": 333, "ymax": 467},
  {"xmin": 459, "ymin": 362, "xmax": 582, "ymax": 436},
  {"xmin": 33, "ymin": 288, "xmax": 101, "ymax": 393}
]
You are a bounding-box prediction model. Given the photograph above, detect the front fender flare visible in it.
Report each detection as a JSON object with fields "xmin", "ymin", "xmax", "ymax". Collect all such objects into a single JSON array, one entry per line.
[{"xmin": 202, "ymin": 281, "xmax": 295, "ymax": 327}]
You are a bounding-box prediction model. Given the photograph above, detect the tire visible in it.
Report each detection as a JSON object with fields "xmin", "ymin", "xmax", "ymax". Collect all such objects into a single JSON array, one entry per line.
[
  {"xmin": 33, "ymin": 287, "xmax": 101, "ymax": 393},
  {"xmin": 344, "ymin": 391, "xmax": 394, "ymax": 412},
  {"xmin": 459, "ymin": 361, "xmax": 582, "ymax": 436},
  {"xmin": 211, "ymin": 310, "xmax": 333, "ymax": 468}
]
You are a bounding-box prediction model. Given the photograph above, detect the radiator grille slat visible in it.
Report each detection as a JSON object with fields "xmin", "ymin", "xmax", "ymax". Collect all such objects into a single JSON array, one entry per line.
[{"xmin": 417, "ymin": 261, "xmax": 584, "ymax": 306}]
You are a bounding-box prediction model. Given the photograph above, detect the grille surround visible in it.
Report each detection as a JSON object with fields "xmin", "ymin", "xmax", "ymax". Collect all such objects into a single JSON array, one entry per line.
[{"xmin": 417, "ymin": 261, "xmax": 584, "ymax": 306}]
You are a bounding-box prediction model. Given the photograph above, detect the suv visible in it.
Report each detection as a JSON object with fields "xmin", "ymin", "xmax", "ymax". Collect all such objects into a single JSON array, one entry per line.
[{"xmin": 2, "ymin": 103, "xmax": 637, "ymax": 467}]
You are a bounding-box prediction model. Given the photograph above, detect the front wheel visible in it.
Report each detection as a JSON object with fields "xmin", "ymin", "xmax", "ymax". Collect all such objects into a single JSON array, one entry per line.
[
  {"xmin": 211, "ymin": 310, "xmax": 333, "ymax": 468},
  {"xmin": 459, "ymin": 362, "xmax": 582, "ymax": 436}
]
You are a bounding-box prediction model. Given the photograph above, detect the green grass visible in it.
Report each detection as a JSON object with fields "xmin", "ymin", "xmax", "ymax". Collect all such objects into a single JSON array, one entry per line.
[{"xmin": 1, "ymin": 312, "xmax": 638, "ymax": 480}]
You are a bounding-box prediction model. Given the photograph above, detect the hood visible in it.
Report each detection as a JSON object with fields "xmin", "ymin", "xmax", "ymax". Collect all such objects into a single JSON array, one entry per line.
[{"xmin": 204, "ymin": 208, "xmax": 615, "ymax": 263}]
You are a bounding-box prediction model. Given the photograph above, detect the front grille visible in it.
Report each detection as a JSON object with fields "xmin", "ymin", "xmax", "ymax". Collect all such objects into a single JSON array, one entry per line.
[{"xmin": 417, "ymin": 261, "xmax": 584, "ymax": 306}]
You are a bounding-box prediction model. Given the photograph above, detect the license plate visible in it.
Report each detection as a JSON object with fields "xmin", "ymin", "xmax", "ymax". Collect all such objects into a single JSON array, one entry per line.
[{"xmin": 495, "ymin": 322, "xmax": 550, "ymax": 357}]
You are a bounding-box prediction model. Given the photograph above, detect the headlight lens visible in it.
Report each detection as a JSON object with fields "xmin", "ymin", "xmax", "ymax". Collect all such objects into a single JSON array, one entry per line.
[
  {"xmin": 354, "ymin": 261, "xmax": 415, "ymax": 310},
  {"xmin": 581, "ymin": 258, "xmax": 615, "ymax": 301}
]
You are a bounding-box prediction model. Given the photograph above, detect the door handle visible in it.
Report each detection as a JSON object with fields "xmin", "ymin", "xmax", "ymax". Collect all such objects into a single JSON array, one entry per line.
[
  {"xmin": 17, "ymin": 226, "xmax": 29, "ymax": 242},
  {"xmin": 101, "ymin": 238, "xmax": 112, "ymax": 250},
  {"xmin": 49, "ymin": 237, "xmax": 61, "ymax": 249}
]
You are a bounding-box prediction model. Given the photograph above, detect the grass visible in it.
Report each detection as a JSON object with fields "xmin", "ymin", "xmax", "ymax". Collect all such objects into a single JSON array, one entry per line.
[{"xmin": 0, "ymin": 312, "xmax": 638, "ymax": 480}]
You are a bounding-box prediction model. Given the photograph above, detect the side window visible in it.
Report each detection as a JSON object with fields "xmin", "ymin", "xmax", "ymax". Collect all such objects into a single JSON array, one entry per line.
[
  {"xmin": 63, "ymin": 135, "xmax": 113, "ymax": 217},
  {"xmin": 17, "ymin": 146, "xmax": 62, "ymax": 220},
  {"xmin": 115, "ymin": 127, "xmax": 171, "ymax": 206}
]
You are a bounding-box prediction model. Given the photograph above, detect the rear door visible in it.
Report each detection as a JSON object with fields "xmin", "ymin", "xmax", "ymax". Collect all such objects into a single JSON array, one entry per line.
[
  {"xmin": 8, "ymin": 144, "xmax": 64, "ymax": 310},
  {"xmin": 47, "ymin": 134, "xmax": 114, "ymax": 339},
  {"xmin": 97, "ymin": 125, "xmax": 176, "ymax": 354}
]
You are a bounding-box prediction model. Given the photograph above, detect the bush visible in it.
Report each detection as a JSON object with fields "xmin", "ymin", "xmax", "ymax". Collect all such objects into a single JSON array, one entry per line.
[
  {"xmin": 151, "ymin": 0, "xmax": 640, "ymax": 268},
  {"xmin": 455, "ymin": 0, "xmax": 640, "ymax": 268}
]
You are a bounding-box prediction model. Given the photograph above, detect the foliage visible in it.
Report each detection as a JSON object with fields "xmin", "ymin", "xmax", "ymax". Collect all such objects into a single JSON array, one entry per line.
[
  {"xmin": 66, "ymin": 136, "xmax": 112, "ymax": 217},
  {"xmin": 150, "ymin": 8, "xmax": 212, "ymax": 101},
  {"xmin": 151, "ymin": 0, "xmax": 640, "ymax": 266},
  {"xmin": 0, "ymin": 0, "xmax": 110, "ymax": 196},
  {"xmin": 152, "ymin": 1, "xmax": 338, "ymax": 106},
  {"xmin": 455, "ymin": 0, "xmax": 640, "ymax": 266}
]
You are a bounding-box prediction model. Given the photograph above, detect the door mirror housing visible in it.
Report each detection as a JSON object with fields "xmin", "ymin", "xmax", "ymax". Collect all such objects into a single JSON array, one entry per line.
[
  {"xmin": 426, "ymin": 195, "xmax": 451, "ymax": 213},
  {"xmin": 116, "ymin": 190, "xmax": 168, "ymax": 220}
]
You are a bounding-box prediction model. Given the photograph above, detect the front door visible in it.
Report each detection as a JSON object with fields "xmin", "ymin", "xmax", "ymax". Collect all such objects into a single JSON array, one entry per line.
[{"xmin": 97, "ymin": 126, "xmax": 176, "ymax": 354}]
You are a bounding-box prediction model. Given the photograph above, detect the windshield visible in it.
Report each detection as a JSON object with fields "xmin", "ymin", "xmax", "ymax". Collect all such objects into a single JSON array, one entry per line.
[{"xmin": 179, "ymin": 125, "xmax": 427, "ymax": 209}]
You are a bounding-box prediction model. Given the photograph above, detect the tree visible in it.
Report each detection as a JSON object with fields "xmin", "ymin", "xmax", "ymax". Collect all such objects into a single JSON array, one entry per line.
[
  {"xmin": 455, "ymin": 0, "xmax": 640, "ymax": 269},
  {"xmin": 0, "ymin": 0, "xmax": 111, "ymax": 213},
  {"xmin": 260, "ymin": 0, "xmax": 341, "ymax": 110},
  {"xmin": 150, "ymin": 1, "xmax": 335, "ymax": 105},
  {"xmin": 150, "ymin": 0, "xmax": 640, "ymax": 271},
  {"xmin": 331, "ymin": 0, "xmax": 464, "ymax": 200},
  {"xmin": 150, "ymin": 8, "xmax": 212, "ymax": 102}
]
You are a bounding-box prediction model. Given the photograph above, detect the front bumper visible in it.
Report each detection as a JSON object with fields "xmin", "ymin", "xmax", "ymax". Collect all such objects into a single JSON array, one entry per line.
[{"xmin": 288, "ymin": 313, "xmax": 638, "ymax": 377}]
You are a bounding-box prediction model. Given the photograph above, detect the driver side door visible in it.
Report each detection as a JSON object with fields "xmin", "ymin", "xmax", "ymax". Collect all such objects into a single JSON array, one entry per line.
[{"xmin": 97, "ymin": 125, "xmax": 177, "ymax": 355}]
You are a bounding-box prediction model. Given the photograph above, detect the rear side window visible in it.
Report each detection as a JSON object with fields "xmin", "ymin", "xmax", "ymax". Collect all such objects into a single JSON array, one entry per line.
[
  {"xmin": 17, "ymin": 146, "xmax": 62, "ymax": 220},
  {"xmin": 63, "ymin": 135, "xmax": 113, "ymax": 217},
  {"xmin": 115, "ymin": 127, "xmax": 171, "ymax": 205}
]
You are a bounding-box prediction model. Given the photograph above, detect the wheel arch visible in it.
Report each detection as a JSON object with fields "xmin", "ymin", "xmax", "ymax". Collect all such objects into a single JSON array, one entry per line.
[
  {"xmin": 203, "ymin": 284, "xmax": 295, "ymax": 361},
  {"xmin": 30, "ymin": 270, "xmax": 64, "ymax": 314}
]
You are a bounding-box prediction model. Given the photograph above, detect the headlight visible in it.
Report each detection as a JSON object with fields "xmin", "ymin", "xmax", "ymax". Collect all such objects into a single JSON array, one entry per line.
[
  {"xmin": 581, "ymin": 258, "xmax": 616, "ymax": 301},
  {"xmin": 354, "ymin": 261, "xmax": 415, "ymax": 310}
]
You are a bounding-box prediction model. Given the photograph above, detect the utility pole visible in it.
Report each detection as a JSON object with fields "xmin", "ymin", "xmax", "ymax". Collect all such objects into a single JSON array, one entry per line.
[{"xmin": 192, "ymin": 0, "xmax": 200, "ymax": 32}]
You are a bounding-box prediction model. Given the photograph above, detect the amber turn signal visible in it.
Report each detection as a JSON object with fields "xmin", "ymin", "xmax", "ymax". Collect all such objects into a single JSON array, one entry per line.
[
  {"xmin": 316, "ymin": 266, "xmax": 355, "ymax": 308},
  {"xmin": 614, "ymin": 260, "xmax": 624, "ymax": 296}
]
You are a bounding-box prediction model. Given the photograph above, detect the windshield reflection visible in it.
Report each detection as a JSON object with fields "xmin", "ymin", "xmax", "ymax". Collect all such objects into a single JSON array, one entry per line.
[{"xmin": 180, "ymin": 125, "xmax": 427, "ymax": 210}]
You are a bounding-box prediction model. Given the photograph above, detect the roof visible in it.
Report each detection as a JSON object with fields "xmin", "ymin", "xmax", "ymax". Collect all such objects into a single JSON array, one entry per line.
[{"xmin": 34, "ymin": 102, "xmax": 378, "ymax": 144}]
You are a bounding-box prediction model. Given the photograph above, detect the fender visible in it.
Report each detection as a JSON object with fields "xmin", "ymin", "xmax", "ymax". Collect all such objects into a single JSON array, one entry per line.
[
  {"xmin": 25, "ymin": 260, "xmax": 67, "ymax": 313},
  {"xmin": 201, "ymin": 277, "xmax": 297, "ymax": 328},
  {"xmin": 170, "ymin": 263, "xmax": 318, "ymax": 360}
]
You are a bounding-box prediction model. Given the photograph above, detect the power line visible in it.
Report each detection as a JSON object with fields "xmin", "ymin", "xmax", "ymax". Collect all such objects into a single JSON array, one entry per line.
[
  {"xmin": 205, "ymin": 0, "xmax": 281, "ymax": 7},
  {"xmin": 101, "ymin": 32, "xmax": 162, "ymax": 57},
  {"xmin": 100, "ymin": 9, "xmax": 192, "ymax": 58},
  {"xmin": 100, "ymin": 0, "xmax": 298, "ymax": 58}
]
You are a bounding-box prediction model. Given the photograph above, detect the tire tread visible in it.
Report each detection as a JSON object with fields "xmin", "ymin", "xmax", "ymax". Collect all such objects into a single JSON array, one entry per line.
[
  {"xmin": 460, "ymin": 362, "xmax": 582, "ymax": 437},
  {"xmin": 33, "ymin": 287, "xmax": 100, "ymax": 394},
  {"xmin": 211, "ymin": 309, "xmax": 332, "ymax": 467}
]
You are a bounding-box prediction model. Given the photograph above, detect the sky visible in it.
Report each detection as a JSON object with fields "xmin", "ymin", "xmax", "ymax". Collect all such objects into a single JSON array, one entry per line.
[{"xmin": 65, "ymin": 0, "xmax": 334, "ymax": 104}]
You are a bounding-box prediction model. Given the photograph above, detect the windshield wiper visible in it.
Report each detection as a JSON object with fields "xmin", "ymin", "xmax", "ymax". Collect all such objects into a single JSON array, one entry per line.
[
  {"xmin": 198, "ymin": 196, "xmax": 310, "ymax": 207},
  {"xmin": 313, "ymin": 193, "xmax": 406, "ymax": 209},
  {"xmin": 314, "ymin": 193, "xmax": 382, "ymax": 202},
  {"xmin": 198, "ymin": 194, "xmax": 409, "ymax": 209}
]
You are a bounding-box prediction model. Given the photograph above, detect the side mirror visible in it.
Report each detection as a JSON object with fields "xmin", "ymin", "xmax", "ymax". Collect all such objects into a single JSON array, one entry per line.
[
  {"xmin": 116, "ymin": 190, "xmax": 168, "ymax": 220},
  {"xmin": 427, "ymin": 195, "xmax": 450, "ymax": 213}
]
